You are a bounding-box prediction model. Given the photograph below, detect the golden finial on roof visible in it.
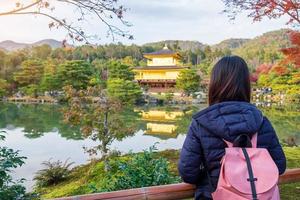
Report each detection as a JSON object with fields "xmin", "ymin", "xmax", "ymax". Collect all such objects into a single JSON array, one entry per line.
[{"xmin": 163, "ymin": 44, "xmax": 169, "ymax": 50}]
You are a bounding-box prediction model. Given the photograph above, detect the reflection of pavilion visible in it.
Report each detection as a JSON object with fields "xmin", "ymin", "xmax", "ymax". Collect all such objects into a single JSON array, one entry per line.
[{"xmin": 137, "ymin": 110, "xmax": 183, "ymax": 139}]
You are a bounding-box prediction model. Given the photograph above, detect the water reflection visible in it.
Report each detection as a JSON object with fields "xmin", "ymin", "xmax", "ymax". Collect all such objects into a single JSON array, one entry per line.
[
  {"xmin": 0, "ymin": 102, "xmax": 299, "ymax": 190},
  {"xmin": 137, "ymin": 109, "xmax": 183, "ymax": 139},
  {"xmin": 0, "ymin": 103, "xmax": 299, "ymax": 145},
  {"xmin": 0, "ymin": 103, "xmax": 82, "ymax": 140}
]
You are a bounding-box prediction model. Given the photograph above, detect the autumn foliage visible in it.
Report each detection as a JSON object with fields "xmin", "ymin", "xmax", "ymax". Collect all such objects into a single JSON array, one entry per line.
[
  {"xmin": 281, "ymin": 31, "xmax": 300, "ymax": 68},
  {"xmin": 251, "ymin": 63, "xmax": 272, "ymax": 83},
  {"xmin": 252, "ymin": 30, "xmax": 300, "ymax": 100},
  {"xmin": 223, "ymin": 0, "xmax": 300, "ymax": 26},
  {"xmin": 271, "ymin": 65, "xmax": 290, "ymax": 76},
  {"xmin": 256, "ymin": 63, "xmax": 273, "ymax": 74}
]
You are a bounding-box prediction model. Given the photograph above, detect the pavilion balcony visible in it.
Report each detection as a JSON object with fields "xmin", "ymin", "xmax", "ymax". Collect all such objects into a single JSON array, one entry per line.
[{"xmin": 136, "ymin": 79, "xmax": 176, "ymax": 83}]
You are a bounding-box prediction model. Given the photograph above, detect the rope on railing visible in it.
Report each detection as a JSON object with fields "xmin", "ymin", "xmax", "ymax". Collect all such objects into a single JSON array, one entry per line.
[{"xmin": 53, "ymin": 168, "xmax": 300, "ymax": 200}]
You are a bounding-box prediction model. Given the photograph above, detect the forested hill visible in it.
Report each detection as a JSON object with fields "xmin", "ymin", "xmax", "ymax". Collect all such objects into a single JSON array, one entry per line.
[
  {"xmin": 143, "ymin": 40, "xmax": 207, "ymax": 52},
  {"xmin": 212, "ymin": 38, "xmax": 250, "ymax": 50},
  {"xmin": 0, "ymin": 28, "xmax": 292, "ymax": 69},
  {"xmin": 0, "ymin": 39, "xmax": 65, "ymax": 51},
  {"xmin": 0, "ymin": 28, "xmax": 291, "ymax": 54},
  {"xmin": 233, "ymin": 29, "xmax": 291, "ymax": 67},
  {"xmin": 143, "ymin": 29, "xmax": 290, "ymax": 53}
]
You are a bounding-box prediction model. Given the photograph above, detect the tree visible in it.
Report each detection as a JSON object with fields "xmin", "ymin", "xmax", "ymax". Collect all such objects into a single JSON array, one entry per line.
[
  {"xmin": 121, "ymin": 56, "xmax": 139, "ymax": 67},
  {"xmin": 222, "ymin": 0, "xmax": 300, "ymax": 26},
  {"xmin": 288, "ymin": 71, "xmax": 300, "ymax": 84},
  {"xmin": 257, "ymin": 74, "xmax": 271, "ymax": 87},
  {"xmin": 256, "ymin": 63, "xmax": 273, "ymax": 75},
  {"xmin": 176, "ymin": 69, "xmax": 201, "ymax": 96},
  {"xmin": 40, "ymin": 59, "xmax": 61, "ymax": 93},
  {"xmin": 0, "ymin": 50, "xmax": 7, "ymax": 80},
  {"xmin": 271, "ymin": 65, "xmax": 289, "ymax": 76},
  {"xmin": 281, "ymin": 31, "xmax": 300, "ymax": 68},
  {"xmin": 0, "ymin": 79, "xmax": 8, "ymax": 97},
  {"xmin": 14, "ymin": 59, "xmax": 44, "ymax": 86},
  {"xmin": 21, "ymin": 84, "xmax": 40, "ymax": 97},
  {"xmin": 251, "ymin": 63, "xmax": 274, "ymax": 83},
  {"xmin": 72, "ymin": 45, "xmax": 98, "ymax": 61},
  {"xmin": 204, "ymin": 46, "xmax": 213, "ymax": 61},
  {"xmin": 92, "ymin": 59, "xmax": 109, "ymax": 78},
  {"xmin": 31, "ymin": 44, "xmax": 52, "ymax": 60},
  {"xmin": 63, "ymin": 86, "xmax": 136, "ymax": 169},
  {"xmin": 106, "ymin": 60, "xmax": 141, "ymax": 103},
  {"xmin": 0, "ymin": 1, "xmax": 133, "ymax": 43},
  {"xmin": 91, "ymin": 59, "xmax": 109, "ymax": 87},
  {"xmin": 51, "ymin": 48, "xmax": 69, "ymax": 61},
  {"xmin": 107, "ymin": 78, "xmax": 142, "ymax": 104},
  {"xmin": 57, "ymin": 60, "xmax": 93, "ymax": 90},
  {"xmin": 108, "ymin": 61, "xmax": 135, "ymax": 81}
]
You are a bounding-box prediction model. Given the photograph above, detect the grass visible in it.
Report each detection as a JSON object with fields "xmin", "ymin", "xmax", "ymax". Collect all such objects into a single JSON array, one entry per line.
[
  {"xmin": 36, "ymin": 148, "xmax": 300, "ymax": 199},
  {"xmin": 279, "ymin": 147, "xmax": 300, "ymax": 200},
  {"xmin": 36, "ymin": 161, "xmax": 100, "ymax": 198}
]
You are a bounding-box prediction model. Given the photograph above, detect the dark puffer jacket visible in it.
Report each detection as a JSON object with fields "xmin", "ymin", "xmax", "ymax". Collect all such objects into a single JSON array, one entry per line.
[{"xmin": 178, "ymin": 101, "xmax": 286, "ymax": 200}]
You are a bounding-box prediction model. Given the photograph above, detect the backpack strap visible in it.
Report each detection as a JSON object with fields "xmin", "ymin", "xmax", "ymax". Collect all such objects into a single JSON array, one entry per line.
[
  {"xmin": 223, "ymin": 139, "xmax": 233, "ymax": 148},
  {"xmin": 242, "ymin": 147, "xmax": 258, "ymax": 200},
  {"xmin": 251, "ymin": 133, "xmax": 257, "ymax": 148}
]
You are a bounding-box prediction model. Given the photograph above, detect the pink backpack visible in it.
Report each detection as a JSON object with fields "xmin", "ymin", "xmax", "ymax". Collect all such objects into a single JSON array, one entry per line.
[{"xmin": 212, "ymin": 133, "xmax": 280, "ymax": 200}]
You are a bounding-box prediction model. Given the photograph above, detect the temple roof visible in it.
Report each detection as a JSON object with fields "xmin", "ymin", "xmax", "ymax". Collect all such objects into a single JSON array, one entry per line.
[
  {"xmin": 144, "ymin": 49, "xmax": 176, "ymax": 56},
  {"xmin": 143, "ymin": 44, "xmax": 181, "ymax": 58}
]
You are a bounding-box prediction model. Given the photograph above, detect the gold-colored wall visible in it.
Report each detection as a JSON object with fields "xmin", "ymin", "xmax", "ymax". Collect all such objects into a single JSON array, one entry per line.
[
  {"xmin": 146, "ymin": 123, "xmax": 177, "ymax": 134},
  {"xmin": 147, "ymin": 57, "xmax": 179, "ymax": 66},
  {"xmin": 141, "ymin": 110, "xmax": 183, "ymax": 121},
  {"xmin": 134, "ymin": 69, "xmax": 182, "ymax": 80},
  {"xmin": 135, "ymin": 109, "xmax": 186, "ymax": 137}
]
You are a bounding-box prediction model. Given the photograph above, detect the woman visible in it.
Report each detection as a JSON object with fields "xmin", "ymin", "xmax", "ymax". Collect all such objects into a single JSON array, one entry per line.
[{"xmin": 178, "ymin": 56, "xmax": 286, "ymax": 200}]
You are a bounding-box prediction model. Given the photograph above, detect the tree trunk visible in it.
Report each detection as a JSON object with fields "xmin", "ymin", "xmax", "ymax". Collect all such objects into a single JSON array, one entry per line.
[{"xmin": 103, "ymin": 110, "xmax": 110, "ymax": 171}]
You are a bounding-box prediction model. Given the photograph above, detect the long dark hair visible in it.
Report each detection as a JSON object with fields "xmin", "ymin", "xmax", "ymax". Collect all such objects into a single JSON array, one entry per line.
[{"xmin": 208, "ymin": 56, "xmax": 251, "ymax": 106}]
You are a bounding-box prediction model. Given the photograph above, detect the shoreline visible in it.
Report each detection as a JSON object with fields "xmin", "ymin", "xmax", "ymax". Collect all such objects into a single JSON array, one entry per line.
[{"xmin": 36, "ymin": 147, "xmax": 300, "ymax": 199}]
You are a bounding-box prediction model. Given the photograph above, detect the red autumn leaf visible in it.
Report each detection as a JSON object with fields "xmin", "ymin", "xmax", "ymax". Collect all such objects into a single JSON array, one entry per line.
[
  {"xmin": 281, "ymin": 31, "xmax": 300, "ymax": 68},
  {"xmin": 256, "ymin": 63, "xmax": 273, "ymax": 75},
  {"xmin": 271, "ymin": 65, "xmax": 289, "ymax": 76}
]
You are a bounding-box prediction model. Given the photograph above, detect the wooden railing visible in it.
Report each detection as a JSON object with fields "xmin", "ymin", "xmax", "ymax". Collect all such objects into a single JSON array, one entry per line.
[{"xmin": 54, "ymin": 168, "xmax": 300, "ymax": 200}]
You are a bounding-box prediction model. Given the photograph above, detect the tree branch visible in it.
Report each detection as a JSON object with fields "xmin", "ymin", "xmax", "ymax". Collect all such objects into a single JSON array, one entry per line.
[
  {"xmin": 0, "ymin": 0, "xmax": 133, "ymax": 43},
  {"xmin": 0, "ymin": 0, "xmax": 42, "ymax": 16}
]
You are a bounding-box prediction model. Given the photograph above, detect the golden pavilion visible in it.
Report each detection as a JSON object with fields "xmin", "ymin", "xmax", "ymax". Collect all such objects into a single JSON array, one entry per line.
[
  {"xmin": 134, "ymin": 45, "xmax": 188, "ymax": 93},
  {"xmin": 136, "ymin": 109, "xmax": 184, "ymax": 139}
]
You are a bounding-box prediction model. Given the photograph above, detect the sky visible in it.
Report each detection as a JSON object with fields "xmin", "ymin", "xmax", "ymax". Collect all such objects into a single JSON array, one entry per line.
[{"xmin": 0, "ymin": 0, "xmax": 291, "ymax": 45}]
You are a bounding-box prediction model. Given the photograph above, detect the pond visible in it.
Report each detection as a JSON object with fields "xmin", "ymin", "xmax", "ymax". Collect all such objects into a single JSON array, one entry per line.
[{"xmin": 0, "ymin": 102, "xmax": 300, "ymax": 191}]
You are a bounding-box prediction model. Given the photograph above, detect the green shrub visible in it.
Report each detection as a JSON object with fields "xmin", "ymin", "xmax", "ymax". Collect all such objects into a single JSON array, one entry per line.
[
  {"xmin": 0, "ymin": 131, "xmax": 30, "ymax": 200},
  {"xmin": 20, "ymin": 84, "xmax": 39, "ymax": 97},
  {"xmin": 165, "ymin": 92, "xmax": 174, "ymax": 102},
  {"xmin": 0, "ymin": 79, "xmax": 8, "ymax": 97},
  {"xmin": 34, "ymin": 159, "xmax": 74, "ymax": 188},
  {"xmin": 99, "ymin": 145, "xmax": 180, "ymax": 191}
]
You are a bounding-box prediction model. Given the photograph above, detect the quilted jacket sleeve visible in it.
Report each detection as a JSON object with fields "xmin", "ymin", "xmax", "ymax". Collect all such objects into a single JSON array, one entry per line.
[
  {"xmin": 178, "ymin": 119, "xmax": 204, "ymax": 184},
  {"xmin": 260, "ymin": 117, "xmax": 286, "ymax": 175}
]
